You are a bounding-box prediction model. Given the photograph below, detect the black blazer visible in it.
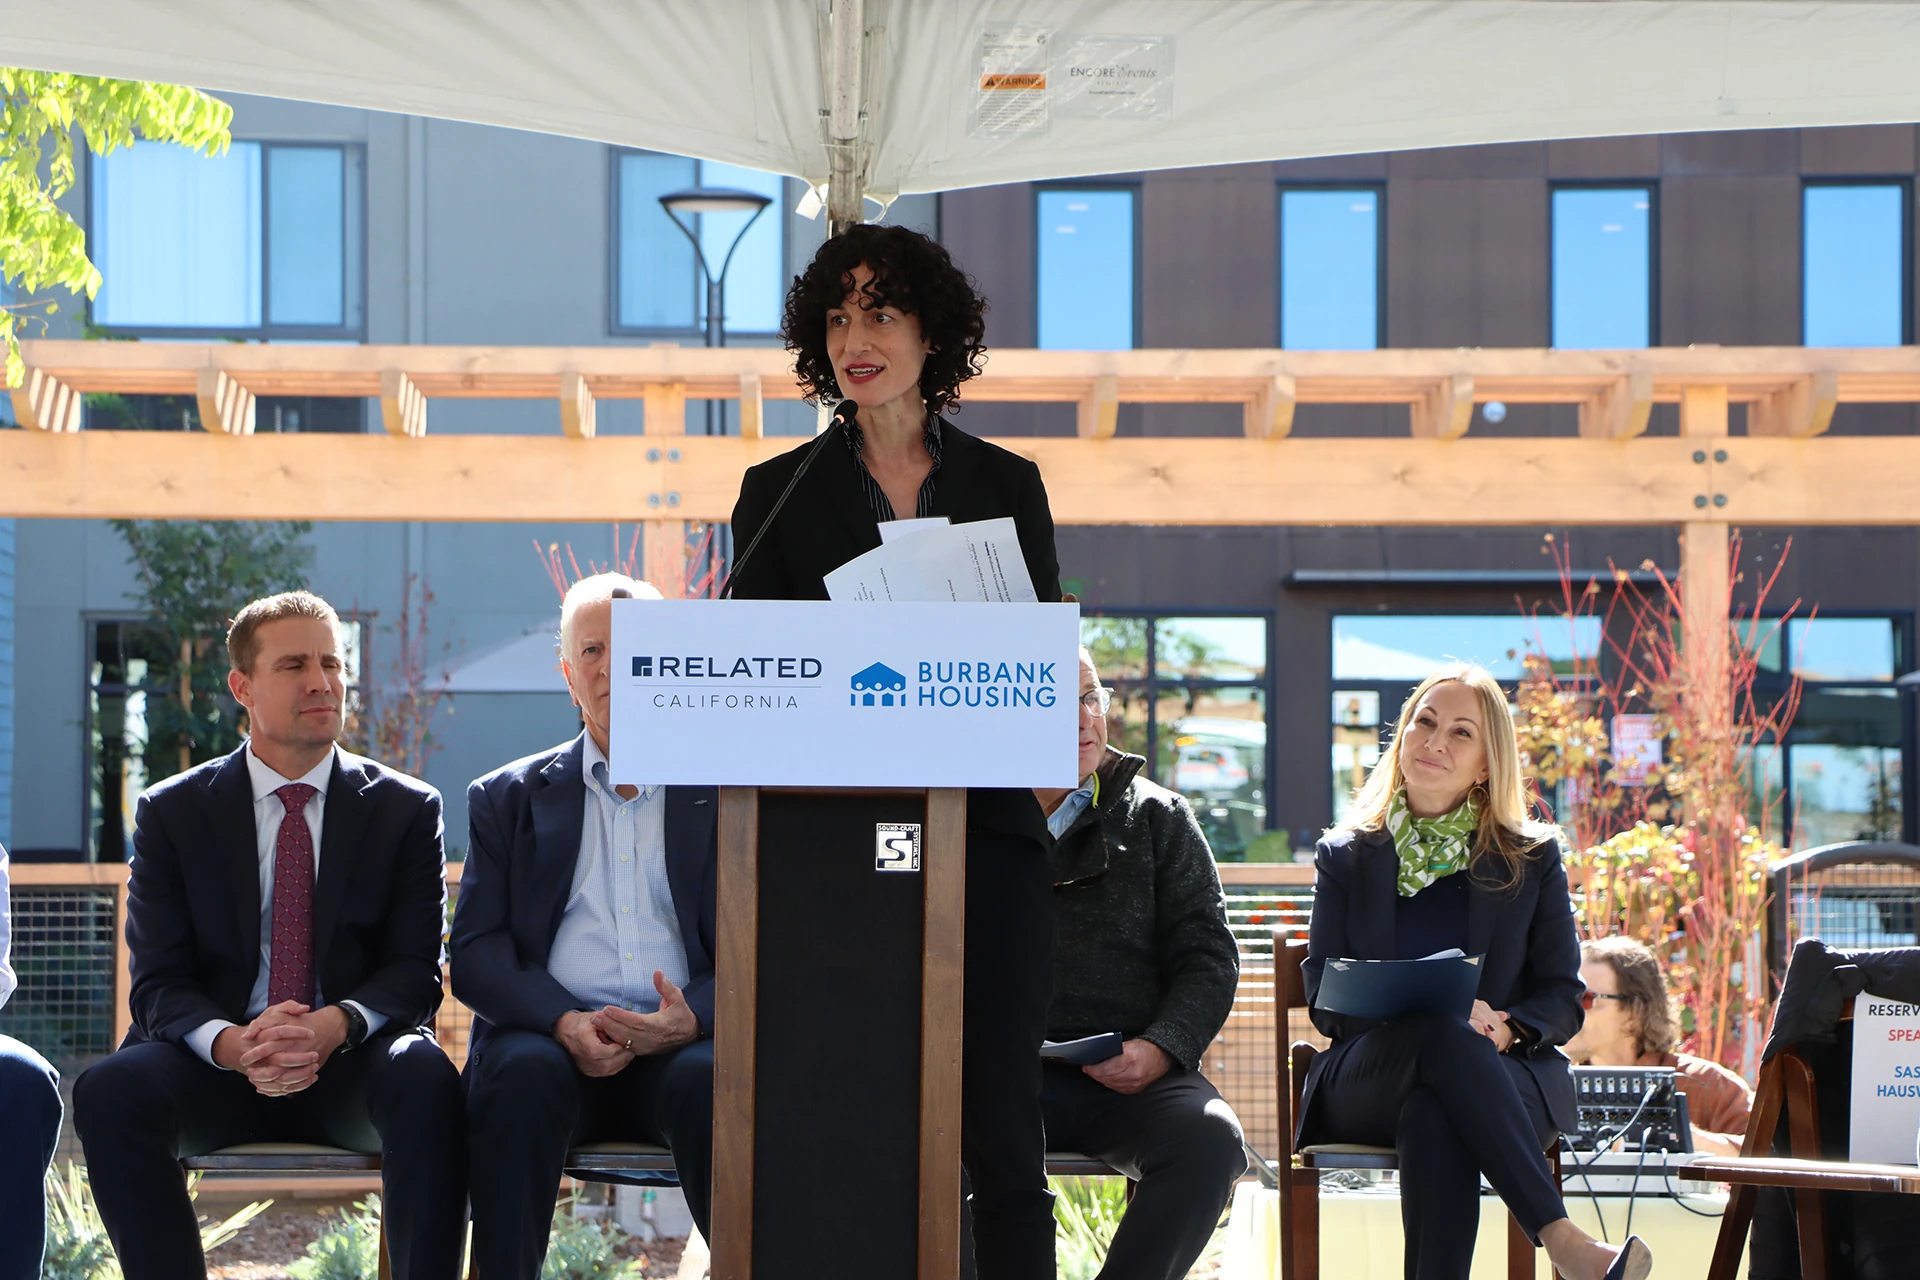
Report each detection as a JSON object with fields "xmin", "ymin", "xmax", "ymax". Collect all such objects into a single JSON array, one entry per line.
[
  {"xmin": 448, "ymin": 734, "xmax": 719, "ymax": 1062},
  {"xmin": 728, "ymin": 418, "xmax": 1062, "ymax": 605},
  {"xmin": 729, "ymin": 417, "xmax": 1064, "ymax": 843},
  {"xmin": 1297, "ymin": 825, "xmax": 1586, "ymax": 1143},
  {"xmin": 124, "ymin": 746, "xmax": 448, "ymax": 1047}
]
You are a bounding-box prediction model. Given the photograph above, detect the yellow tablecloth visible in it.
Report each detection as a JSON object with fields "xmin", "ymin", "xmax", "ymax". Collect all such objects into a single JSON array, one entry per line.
[{"xmin": 1219, "ymin": 1182, "xmax": 1741, "ymax": 1279}]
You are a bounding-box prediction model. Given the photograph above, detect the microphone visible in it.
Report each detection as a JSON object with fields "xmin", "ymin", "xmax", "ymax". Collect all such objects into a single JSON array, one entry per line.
[{"xmin": 719, "ymin": 399, "xmax": 858, "ymax": 599}]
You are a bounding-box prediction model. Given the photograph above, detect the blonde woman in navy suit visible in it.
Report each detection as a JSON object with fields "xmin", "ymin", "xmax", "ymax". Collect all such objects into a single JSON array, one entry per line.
[{"xmin": 1300, "ymin": 664, "xmax": 1651, "ymax": 1280}]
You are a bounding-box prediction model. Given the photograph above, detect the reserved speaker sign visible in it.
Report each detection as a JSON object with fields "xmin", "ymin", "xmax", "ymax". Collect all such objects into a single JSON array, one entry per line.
[{"xmin": 1850, "ymin": 997, "xmax": 1920, "ymax": 1165}]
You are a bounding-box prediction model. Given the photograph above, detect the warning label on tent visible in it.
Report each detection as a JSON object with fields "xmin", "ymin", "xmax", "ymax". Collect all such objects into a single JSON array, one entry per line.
[{"xmin": 974, "ymin": 28, "xmax": 1051, "ymax": 135}]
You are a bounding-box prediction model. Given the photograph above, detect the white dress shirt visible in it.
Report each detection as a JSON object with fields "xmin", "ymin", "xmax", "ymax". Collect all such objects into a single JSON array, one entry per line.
[
  {"xmin": 184, "ymin": 743, "xmax": 387, "ymax": 1066},
  {"xmin": 545, "ymin": 735, "xmax": 688, "ymax": 1015}
]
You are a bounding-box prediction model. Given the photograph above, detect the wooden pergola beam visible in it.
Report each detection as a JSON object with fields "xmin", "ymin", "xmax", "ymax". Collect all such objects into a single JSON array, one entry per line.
[
  {"xmin": 195, "ymin": 368, "xmax": 256, "ymax": 436},
  {"xmin": 380, "ymin": 370, "xmax": 427, "ymax": 438},
  {"xmin": 559, "ymin": 370, "xmax": 596, "ymax": 439},
  {"xmin": 26, "ymin": 342, "xmax": 1920, "ymax": 424},
  {"xmin": 1410, "ymin": 374, "xmax": 1474, "ymax": 439},
  {"xmin": 10, "ymin": 367, "xmax": 82, "ymax": 432},
  {"xmin": 1578, "ymin": 372, "xmax": 1654, "ymax": 439},
  {"xmin": 1077, "ymin": 374, "xmax": 1119, "ymax": 440},
  {"xmin": 1749, "ymin": 372, "xmax": 1839, "ymax": 438},
  {"xmin": 5, "ymin": 431, "xmax": 1918, "ymax": 527}
]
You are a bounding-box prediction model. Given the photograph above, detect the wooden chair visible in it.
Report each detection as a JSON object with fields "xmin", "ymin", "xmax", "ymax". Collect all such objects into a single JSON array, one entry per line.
[
  {"xmin": 1273, "ymin": 936, "xmax": 1559, "ymax": 1280},
  {"xmin": 1694, "ymin": 1031, "xmax": 1920, "ymax": 1280}
]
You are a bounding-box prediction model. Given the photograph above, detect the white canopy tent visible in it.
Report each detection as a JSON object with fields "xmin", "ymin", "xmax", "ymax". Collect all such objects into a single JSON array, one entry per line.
[{"xmin": 9, "ymin": 1, "xmax": 1920, "ymax": 224}]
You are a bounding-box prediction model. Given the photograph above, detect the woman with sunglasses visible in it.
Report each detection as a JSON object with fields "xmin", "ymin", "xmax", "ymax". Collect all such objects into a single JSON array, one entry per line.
[
  {"xmin": 1566, "ymin": 936, "xmax": 1754, "ymax": 1156},
  {"xmin": 1299, "ymin": 664, "xmax": 1651, "ymax": 1280}
]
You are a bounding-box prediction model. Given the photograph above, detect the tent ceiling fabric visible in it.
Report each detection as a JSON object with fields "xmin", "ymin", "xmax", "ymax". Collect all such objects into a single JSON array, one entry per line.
[{"xmin": 8, "ymin": 2, "xmax": 1920, "ymax": 200}]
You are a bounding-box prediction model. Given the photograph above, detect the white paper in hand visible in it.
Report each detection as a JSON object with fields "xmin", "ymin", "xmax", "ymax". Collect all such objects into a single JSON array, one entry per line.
[{"xmin": 825, "ymin": 517, "xmax": 1038, "ymax": 603}]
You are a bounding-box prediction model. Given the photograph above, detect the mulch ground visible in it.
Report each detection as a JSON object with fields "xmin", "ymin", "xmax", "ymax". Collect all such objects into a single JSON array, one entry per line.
[{"xmin": 200, "ymin": 1200, "xmax": 694, "ymax": 1278}]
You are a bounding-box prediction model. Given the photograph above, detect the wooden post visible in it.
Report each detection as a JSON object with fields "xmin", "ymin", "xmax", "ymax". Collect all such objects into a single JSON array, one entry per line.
[
  {"xmin": 712, "ymin": 787, "xmax": 759, "ymax": 1280},
  {"xmin": 643, "ymin": 381, "xmax": 689, "ymax": 597},
  {"xmin": 1681, "ymin": 384, "xmax": 1732, "ymax": 753},
  {"xmin": 918, "ymin": 789, "xmax": 967, "ymax": 1280}
]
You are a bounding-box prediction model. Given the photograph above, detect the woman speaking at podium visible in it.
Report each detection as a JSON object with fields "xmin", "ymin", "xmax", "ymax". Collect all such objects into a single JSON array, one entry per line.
[
  {"xmin": 728, "ymin": 224, "xmax": 1062, "ymax": 1279},
  {"xmin": 1300, "ymin": 666, "xmax": 1652, "ymax": 1280}
]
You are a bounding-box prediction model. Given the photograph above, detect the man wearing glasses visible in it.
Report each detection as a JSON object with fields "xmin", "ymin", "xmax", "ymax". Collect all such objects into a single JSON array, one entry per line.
[{"xmin": 1024, "ymin": 648, "xmax": 1246, "ymax": 1280}]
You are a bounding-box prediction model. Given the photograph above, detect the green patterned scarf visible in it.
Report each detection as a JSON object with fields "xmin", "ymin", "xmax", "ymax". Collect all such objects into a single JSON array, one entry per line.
[{"xmin": 1386, "ymin": 789, "xmax": 1479, "ymax": 897}]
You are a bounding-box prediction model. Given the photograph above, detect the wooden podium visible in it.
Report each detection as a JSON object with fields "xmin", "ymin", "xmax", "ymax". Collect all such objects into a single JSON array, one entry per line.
[{"xmin": 710, "ymin": 785, "xmax": 968, "ymax": 1280}]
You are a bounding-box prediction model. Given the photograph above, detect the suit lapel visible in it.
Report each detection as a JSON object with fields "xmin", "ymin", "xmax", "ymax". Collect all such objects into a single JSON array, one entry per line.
[
  {"xmin": 662, "ymin": 788, "xmax": 714, "ymax": 960},
  {"xmin": 312, "ymin": 751, "xmax": 371, "ymax": 984},
  {"xmin": 1465, "ymin": 868, "xmax": 1500, "ymax": 965},
  {"xmin": 210, "ymin": 748, "xmax": 264, "ymax": 967},
  {"xmin": 816, "ymin": 422, "xmax": 883, "ymax": 552},
  {"xmin": 531, "ymin": 736, "xmax": 588, "ymax": 952},
  {"xmin": 1355, "ymin": 830, "xmax": 1399, "ymax": 959},
  {"xmin": 927, "ymin": 421, "xmax": 981, "ymax": 521}
]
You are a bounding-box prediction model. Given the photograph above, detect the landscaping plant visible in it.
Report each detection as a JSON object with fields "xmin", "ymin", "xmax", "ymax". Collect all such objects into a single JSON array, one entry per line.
[{"xmin": 1515, "ymin": 533, "xmax": 1801, "ymax": 1072}]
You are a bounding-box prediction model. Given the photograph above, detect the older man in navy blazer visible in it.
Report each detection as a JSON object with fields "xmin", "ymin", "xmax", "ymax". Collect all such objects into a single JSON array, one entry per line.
[{"xmin": 452, "ymin": 573, "xmax": 718, "ymax": 1280}]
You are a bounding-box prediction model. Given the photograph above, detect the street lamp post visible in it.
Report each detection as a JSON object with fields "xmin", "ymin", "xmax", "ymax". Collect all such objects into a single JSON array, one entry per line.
[{"xmin": 658, "ymin": 186, "xmax": 774, "ymax": 434}]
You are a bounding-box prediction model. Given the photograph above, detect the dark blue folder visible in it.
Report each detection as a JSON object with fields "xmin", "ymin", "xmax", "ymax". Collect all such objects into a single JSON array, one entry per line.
[{"xmin": 1314, "ymin": 953, "xmax": 1485, "ymax": 1021}]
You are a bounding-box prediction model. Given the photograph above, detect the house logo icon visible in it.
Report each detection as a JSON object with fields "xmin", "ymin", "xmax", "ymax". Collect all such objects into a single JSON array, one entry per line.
[{"xmin": 851, "ymin": 662, "xmax": 908, "ymax": 708}]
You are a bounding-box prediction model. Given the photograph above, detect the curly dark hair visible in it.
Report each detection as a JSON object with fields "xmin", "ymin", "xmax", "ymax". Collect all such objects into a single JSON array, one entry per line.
[{"xmin": 781, "ymin": 223, "xmax": 988, "ymax": 416}]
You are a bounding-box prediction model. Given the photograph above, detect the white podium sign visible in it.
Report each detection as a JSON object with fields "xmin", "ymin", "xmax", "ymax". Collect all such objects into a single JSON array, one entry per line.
[
  {"xmin": 608, "ymin": 600, "xmax": 1081, "ymax": 787},
  {"xmin": 1849, "ymin": 997, "xmax": 1920, "ymax": 1164}
]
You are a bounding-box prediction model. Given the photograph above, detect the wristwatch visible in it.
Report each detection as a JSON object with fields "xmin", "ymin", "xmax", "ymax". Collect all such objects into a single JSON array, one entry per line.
[
  {"xmin": 339, "ymin": 1002, "xmax": 370, "ymax": 1052},
  {"xmin": 1504, "ymin": 1017, "xmax": 1539, "ymax": 1054}
]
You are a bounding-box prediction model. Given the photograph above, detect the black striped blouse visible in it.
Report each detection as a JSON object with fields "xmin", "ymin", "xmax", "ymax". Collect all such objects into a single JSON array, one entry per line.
[{"xmin": 842, "ymin": 416, "xmax": 944, "ymax": 521}]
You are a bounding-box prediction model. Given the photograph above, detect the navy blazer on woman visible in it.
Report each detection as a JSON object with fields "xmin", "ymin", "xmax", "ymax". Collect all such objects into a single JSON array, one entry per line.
[
  {"xmin": 449, "ymin": 734, "xmax": 718, "ymax": 1061},
  {"xmin": 125, "ymin": 746, "xmax": 448, "ymax": 1047},
  {"xmin": 1298, "ymin": 825, "xmax": 1586, "ymax": 1144}
]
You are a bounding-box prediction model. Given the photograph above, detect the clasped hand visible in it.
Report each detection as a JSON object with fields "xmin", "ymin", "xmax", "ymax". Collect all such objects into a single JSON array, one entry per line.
[
  {"xmin": 211, "ymin": 1001, "xmax": 349, "ymax": 1097},
  {"xmin": 554, "ymin": 971, "xmax": 698, "ymax": 1078},
  {"xmin": 1470, "ymin": 999, "xmax": 1516, "ymax": 1053}
]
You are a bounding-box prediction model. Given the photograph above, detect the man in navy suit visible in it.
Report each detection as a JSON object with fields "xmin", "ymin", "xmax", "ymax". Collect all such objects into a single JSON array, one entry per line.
[
  {"xmin": 72, "ymin": 591, "xmax": 466, "ymax": 1280},
  {"xmin": 452, "ymin": 574, "xmax": 718, "ymax": 1280}
]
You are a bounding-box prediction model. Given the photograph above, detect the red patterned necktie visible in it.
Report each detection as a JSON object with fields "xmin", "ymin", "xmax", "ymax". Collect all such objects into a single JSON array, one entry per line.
[{"xmin": 266, "ymin": 783, "xmax": 319, "ymax": 1008}]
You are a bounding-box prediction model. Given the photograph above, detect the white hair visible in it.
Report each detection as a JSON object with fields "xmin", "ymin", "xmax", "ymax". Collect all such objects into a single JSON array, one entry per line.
[{"xmin": 559, "ymin": 572, "xmax": 662, "ymax": 657}]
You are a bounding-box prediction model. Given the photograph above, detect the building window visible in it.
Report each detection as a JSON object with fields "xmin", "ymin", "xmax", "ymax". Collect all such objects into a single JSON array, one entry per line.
[
  {"xmin": 87, "ymin": 617, "xmax": 362, "ymax": 861},
  {"xmin": 1037, "ymin": 187, "xmax": 1136, "ymax": 350},
  {"xmin": 1082, "ymin": 614, "xmax": 1270, "ymax": 859},
  {"xmin": 1756, "ymin": 615, "xmax": 1910, "ymax": 848},
  {"xmin": 1804, "ymin": 182, "xmax": 1909, "ymax": 347},
  {"xmin": 90, "ymin": 141, "xmax": 365, "ymax": 338},
  {"xmin": 613, "ymin": 151, "xmax": 785, "ymax": 336},
  {"xmin": 1329, "ymin": 614, "xmax": 1604, "ymax": 824},
  {"xmin": 1551, "ymin": 185, "xmax": 1653, "ymax": 349},
  {"xmin": 1278, "ymin": 187, "xmax": 1381, "ymax": 349}
]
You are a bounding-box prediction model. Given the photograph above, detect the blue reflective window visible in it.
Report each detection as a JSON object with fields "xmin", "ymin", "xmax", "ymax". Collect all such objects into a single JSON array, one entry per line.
[
  {"xmin": 614, "ymin": 152, "xmax": 784, "ymax": 335},
  {"xmin": 1279, "ymin": 188, "xmax": 1380, "ymax": 349},
  {"xmin": 1037, "ymin": 188, "xmax": 1135, "ymax": 350},
  {"xmin": 91, "ymin": 140, "xmax": 362, "ymax": 336},
  {"xmin": 267, "ymin": 147, "xmax": 347, "ymax": 327},
  {"xmin": 1804, "ymin": 184, "xmax": 1906, "ymax": 347},
  {"xmin": 1332, "ymin": 614, "xmax": 1602, "ymax": 682},
  {"xmin": 1551, "ymin": 187, "xmax": 1652, "ymax": 349}
]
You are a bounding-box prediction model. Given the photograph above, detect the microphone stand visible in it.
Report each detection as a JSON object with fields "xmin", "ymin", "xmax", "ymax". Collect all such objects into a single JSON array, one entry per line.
[{"xmin": 718, "ymin": 399, "xmax": 857, "ymax": 599}]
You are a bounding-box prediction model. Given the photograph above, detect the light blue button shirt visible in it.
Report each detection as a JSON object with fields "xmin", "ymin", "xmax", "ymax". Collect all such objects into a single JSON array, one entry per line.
[
  {"xmin": 1047, "ymin": 775, "xmax": 1098, "ymax": 841},
  {"xmin": 545, "ymin": 736, "xmax": 689, "ymax": 1014}
]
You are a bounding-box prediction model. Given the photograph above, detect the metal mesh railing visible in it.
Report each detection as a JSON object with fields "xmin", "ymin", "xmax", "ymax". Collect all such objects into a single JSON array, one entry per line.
[
  {"xmin": 1769, "ymin": 843, "xmax": 1920, "ymax": 980},
  {"xmin": 0, "ymin": 884, "xmax": 119, "ymax": 1064},
  {"xmin": 1203, "ymin": 886, "xmax": 1317, "ymax": 1162}
]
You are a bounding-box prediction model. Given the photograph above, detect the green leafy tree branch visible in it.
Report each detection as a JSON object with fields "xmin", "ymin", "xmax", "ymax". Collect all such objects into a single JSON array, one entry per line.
[
  {"xmin": 111, "ymin": 520, "xmax": 314, "ymax": 779},
  {"xmin": 1, "ymin": 69, "xmax": 231, "ymax": 386}
]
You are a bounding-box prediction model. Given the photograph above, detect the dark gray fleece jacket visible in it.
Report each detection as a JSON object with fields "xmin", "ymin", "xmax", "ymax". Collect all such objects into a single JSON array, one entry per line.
[{"xmin": 1046, "ymin": 747, "xmax": 1240, "ymax": 1071}]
